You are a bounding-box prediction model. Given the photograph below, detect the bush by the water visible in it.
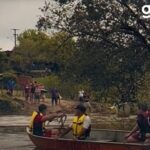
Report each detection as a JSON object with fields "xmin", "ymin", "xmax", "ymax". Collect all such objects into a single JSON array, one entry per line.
[{"xmin": 0, "ymin": 95, "xmax": 23, "ymax": 114}]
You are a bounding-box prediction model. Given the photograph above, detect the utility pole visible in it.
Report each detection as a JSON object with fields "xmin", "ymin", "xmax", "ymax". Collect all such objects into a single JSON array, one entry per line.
[{"xmin": 11, "ymin": 28, "xmax": 19, "ymax": 48}]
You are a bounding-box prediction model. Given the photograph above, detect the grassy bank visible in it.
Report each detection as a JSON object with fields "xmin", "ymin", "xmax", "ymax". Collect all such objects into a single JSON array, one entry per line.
[{"xmin": 0, "ymin": 94, "xmax": 24, "ymax": 115}]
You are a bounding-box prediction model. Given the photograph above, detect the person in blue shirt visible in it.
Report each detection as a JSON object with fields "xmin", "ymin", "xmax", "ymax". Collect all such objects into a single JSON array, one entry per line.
[{"xmin": 6, "ymin": 79, "xmax": 15, "ymax": 96}]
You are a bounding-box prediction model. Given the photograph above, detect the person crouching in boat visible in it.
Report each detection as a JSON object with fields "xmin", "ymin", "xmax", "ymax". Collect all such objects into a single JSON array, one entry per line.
[
  {"xmin": 29, "ymin": 104, "xmax": 64, "ymax": 136},
  {"xmin": 125, "ymin": 103, "xmax": 150, "ymax": 143},
  {"xmin": 60, "ymin": 104, "xmax": 91, "ymax": 140}
]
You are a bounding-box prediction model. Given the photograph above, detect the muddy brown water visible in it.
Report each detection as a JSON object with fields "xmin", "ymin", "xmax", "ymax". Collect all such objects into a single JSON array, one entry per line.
[
  {"xmin": 0, "ymin": 115, "xmax": 74, "ymax": 150},
  {"xmin": 0, "ymin": 114, "xmax": 136, "ymax": 149},
  {"xmin": 0, "ymin": 126, "xmax": 35, "ymax": 150}
]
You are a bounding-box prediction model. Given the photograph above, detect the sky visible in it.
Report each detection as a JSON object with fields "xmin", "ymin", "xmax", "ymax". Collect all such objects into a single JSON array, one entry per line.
[{"xmin": 0, "ymin": 0, "xmax": 45, "ymax": 51}]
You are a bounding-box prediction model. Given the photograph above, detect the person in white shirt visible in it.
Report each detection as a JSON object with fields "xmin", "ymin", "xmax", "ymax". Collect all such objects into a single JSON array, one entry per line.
[
  {"xmin": 78, "ymin": 90, "xmax": 84, "ymax": 103},
  {"xmin": 60, "ymin": 104, "xmax": 91, "ymax": 140}
]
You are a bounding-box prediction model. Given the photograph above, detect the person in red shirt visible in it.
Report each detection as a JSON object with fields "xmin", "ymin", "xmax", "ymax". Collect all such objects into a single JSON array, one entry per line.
[{"xmin": 32, "ymin": 104, "xmax": 65, "ymax": 136}]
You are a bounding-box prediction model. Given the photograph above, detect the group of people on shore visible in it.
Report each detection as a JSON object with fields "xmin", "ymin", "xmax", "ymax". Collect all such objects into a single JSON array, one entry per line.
[
  {"xmin": 24, "ymin": 82, "xmax": 61, "ymax": 106},
  {"xmin": 24, "ymin": 81, "xmax": 46, "ymax": 104}
]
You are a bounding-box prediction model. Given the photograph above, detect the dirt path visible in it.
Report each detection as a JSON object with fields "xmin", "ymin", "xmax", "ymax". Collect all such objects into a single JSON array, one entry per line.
[
  {"xmin": 21, "ymin": 98, "xmax": 78, "ymax": 115},
  {"xmin": 0, "ymin": 94, "xmax": 128, "ymax": 117}
]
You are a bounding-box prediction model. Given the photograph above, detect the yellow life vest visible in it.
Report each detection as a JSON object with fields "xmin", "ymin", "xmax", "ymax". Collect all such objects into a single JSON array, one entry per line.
[
  {"xmin": 72, "ymin": 114, "xmax": 86, "ymax": 137},
  {"xmin": 29, "ymin": 111, "xmax": 45, "ymax": 130}
]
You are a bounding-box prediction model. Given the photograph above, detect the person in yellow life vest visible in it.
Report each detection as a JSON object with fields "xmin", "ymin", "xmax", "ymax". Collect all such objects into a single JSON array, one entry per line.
[
  {"xmin": 29, "ymin": 104, "xmax": 65, "ymax": 136},
  {"xmin": 60, "ymin": 104, "xmax": 91, "ymax": 140}
]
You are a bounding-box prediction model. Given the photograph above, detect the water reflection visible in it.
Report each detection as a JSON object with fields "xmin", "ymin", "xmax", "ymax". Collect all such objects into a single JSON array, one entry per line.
[
  {"xmin": 0, "ymin": 126, "xmax": 35, "ymax": 150},
  {"xmin": 0, "ymin": 115, "xmax": 74, "ymax": 150},
  {"xmin": 0, "ymin": 114, "xmax": 135, "ymax": 149}
]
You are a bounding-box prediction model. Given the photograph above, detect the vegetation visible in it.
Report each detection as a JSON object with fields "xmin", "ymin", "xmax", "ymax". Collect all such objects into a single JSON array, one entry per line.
[
  {"xmin": 0, "ymin": 0, "xmax": 150, "ymax": 105},
  {"xmin": 36, "ymin": 0, "xmax": 150, "ymax": 103},
  {"xmin": 35, "ymin": 74, "xmax": 91, "ymax": 100},
  {"xmin": 0, "ymin": 51, "xmax": 10, "ymax": 72},
  {"xmin": 0, "ymin": 94, "xmax": 23, "ymax": 114},
  {"xmin": 10, "ymin": 29, "xmax": 76, "ymax": 73}
]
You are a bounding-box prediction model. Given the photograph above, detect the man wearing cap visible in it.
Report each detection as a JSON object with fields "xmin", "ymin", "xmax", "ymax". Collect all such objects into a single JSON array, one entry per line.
[{"xmin": 60, "ymin": 104, "xmax": 91, "ymax": 140}]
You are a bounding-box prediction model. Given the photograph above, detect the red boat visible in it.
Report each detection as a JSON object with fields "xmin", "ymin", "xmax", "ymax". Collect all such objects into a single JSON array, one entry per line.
[{"xmin": 26, "ymin": 127, "xmax": 150, "ymax": 150}]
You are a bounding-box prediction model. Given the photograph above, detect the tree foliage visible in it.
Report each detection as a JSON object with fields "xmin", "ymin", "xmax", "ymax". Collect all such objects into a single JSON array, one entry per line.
[
  {"xmin": 37, "ymin": 0, "xmax": 150, "ymax": 102},
  {"xmin": 10, "ymin": 29, "xmax": 76, "ymax": 73},
  {"xmin": 0, "ymin": 51, "xmax": 10, "ymax": 72}
]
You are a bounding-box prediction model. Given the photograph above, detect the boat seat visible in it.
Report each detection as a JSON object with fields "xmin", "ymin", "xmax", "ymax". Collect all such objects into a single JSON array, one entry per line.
[
  {"xmin": 95, "ymin": 139, "xmax": 113, "ymax": 142},
  {"xmin": 87, "ymin": 138, "xmax": 113, "ymax": 142}
]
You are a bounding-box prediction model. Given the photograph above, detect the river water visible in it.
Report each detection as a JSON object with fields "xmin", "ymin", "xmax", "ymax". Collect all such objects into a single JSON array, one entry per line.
[
  {"xmin": 0, "ymin": 126, "xmax": 35, "ymax": 150},
  {"xmin": 0, "ymin": 115, "xmax": 75, "ymax": 150},
  {"xmin": 0, "ymin": 115, "xmax": 136, "ymax": 149},
  {"xmin": 0, "ymin": 115, "xmax": 73, "ymax": 150}
]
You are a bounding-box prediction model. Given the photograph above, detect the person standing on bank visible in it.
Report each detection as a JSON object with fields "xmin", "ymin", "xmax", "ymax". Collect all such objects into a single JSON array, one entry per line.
[
  {"xmin": 50, "ymin": 87, "xmax": 59, "ymax": 106},
  {"xmin": 83, "ymin": 92, "xmax": 92, "ymax": 113},
  {"xmin": 60, "ymin": 104, "xmax": 91, "ymax": 140},
  {"xmin": 29, "ymin": 104, "xmax": 65, "ymax": 136},
  {"xmin": 78, "ymin": 89, "xmax": 84, "ymax": 103},
  {"xmin": 30, "ymin": 82, "xmax": 36, "ymax": 103}
]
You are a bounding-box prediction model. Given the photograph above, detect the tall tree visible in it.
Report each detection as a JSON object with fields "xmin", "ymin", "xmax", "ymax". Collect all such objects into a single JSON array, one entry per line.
[
  {"xmin": 11, "ymin": 29, "xmax": 76, "ymax": 73},
  {"xmin": 37, "ymin": 0, "xmax": 150, "ymax": 102}
]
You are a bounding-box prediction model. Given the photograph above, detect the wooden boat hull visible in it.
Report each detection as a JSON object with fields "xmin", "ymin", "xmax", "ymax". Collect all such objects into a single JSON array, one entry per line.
[{"xmin": 27, "ymin": 127, "xmax": 150, "ymax": 150}]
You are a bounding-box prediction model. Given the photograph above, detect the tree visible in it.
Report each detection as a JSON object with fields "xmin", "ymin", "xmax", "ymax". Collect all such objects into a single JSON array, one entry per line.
[
  {"xmin": 0, "ymin": 51, "xmax": 10, "ymax": 73},
  {"xmin": 10, "ymin": 29, "xmax": 49, "ymax": 72},
  {"xmin": 10, "ymin": 29, "xmax": 76, "ymax": 73},
  {"xmin": 37, "ymin": 0, "xmax": 150, "ymax": 102}
]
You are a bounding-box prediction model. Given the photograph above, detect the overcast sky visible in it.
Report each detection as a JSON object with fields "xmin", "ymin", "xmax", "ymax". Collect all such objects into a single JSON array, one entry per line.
[{"xmin": 0, "ymin": 0, "xmax": 45, "ymax": 51}]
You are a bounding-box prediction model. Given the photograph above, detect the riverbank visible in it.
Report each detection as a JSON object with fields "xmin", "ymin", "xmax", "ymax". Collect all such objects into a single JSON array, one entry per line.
[
  {"xmin": 0, "ymin": 94, "xmax": 113, "ymax": 115},
  {"xmin": 0, "ymin": 94, "xmax": 136, "ymax": 130},
  {"xmin": 0, "ymin": 94, "xmax": 79, "ymax": 115}
]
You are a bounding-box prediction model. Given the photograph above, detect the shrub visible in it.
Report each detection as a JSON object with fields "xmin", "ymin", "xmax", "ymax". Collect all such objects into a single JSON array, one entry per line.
[{"xmin": 0, "ymin": 95, "xmax": 22, "ymax": 114}]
